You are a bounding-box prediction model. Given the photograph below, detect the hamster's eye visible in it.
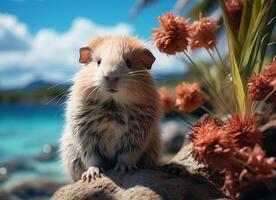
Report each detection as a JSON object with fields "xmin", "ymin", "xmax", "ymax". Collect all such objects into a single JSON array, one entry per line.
[
  {"xmin": 97, "ymin": 59, "xmax": 101, "ymax": 66},
  {"xmin": 126, "ymin": 59, "xmax": 132, "ymax": 68}
]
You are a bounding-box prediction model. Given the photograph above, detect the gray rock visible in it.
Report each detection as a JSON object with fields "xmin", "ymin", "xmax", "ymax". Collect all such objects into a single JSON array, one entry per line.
[
  {"xmin": 0, "ymin": 188, "xmax": 19, "ymax": 200},
  {"xmin": 52, "ymin": 140, "xmax": 224, "ymax": 200},
  {"xmin": 11, "ymin": 180, "xmax": 65, "ymax": 200},
  {"xmin": 52, "ymin": 170, "xmax": 223, "ymax": 200},
  {"xmin": 1, "ymin": 160, "xmax": 34, "ymax": 174},
  {"xmin": 0, "ymin": 173, "xmax": 9, "ymax": 184},
  {"xmin": 32, "ymin": 144, "xmax": 58, "ymax": 162},
  {"xmin": 161, "ymin": 121, "xmax": 187, "ymax": 154}
]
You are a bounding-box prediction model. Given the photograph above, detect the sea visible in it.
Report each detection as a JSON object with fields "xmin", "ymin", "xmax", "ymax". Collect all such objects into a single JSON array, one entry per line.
[
  {"xmin": 0, "ymin": 103, "xmax": 67, "ymax": 189},
  {"xmin": 0, "ymin": 103, "xmax": 191, "ymax": 190}
]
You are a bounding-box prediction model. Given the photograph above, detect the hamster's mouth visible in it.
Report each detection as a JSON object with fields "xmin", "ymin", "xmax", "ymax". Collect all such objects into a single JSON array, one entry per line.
[
  {"xmin": 105, "ymin": 78, "xmax": 119, "ymax": 93},
  {"xmin": 106, "ymin": 88, "xmax": 118, "ymax": 93}
]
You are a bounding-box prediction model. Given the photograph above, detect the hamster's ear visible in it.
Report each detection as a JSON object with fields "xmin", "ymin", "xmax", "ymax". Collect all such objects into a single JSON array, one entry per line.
[
  {"xmin": 79, "ymin": 47, "xmax": 92, "ymax": 64},
  {"xmin": 141, "ymin": 49, "xmax": 155, "ymax": 70}
]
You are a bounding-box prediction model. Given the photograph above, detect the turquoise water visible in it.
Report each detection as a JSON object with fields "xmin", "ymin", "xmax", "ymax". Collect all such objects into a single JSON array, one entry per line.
[
  {"xmin": 0, "ymin": 104, "xmax": 64, "ymax": 162},
  {"xmin": 0, "ymin": 104, "xmax": 67, "ymax": 188},
  {"xmin": 0, "ymin": 103, "xmax": 191, "ymax": 189}
]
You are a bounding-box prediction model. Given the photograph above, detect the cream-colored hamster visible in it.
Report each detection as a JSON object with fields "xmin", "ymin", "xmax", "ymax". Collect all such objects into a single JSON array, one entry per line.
[{"xmin": 60, "ymin": 35, "xmax": 162, "ymax": 182}]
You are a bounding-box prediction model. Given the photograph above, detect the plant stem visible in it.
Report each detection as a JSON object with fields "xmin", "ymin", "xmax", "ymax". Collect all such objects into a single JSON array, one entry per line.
[
  {"xmin": 215, "ymin": 45, "xmax": 228, "ymax": 75},
  {"xmin": 172, "ymin": 110, "xmax": 193, "ymax": 127},
  {"xmin": 206, "ymin": 48, "xmax": 227, "ymax": 77},
  {"xmin": 201, "ymin": 105, "xmax": 214, "ymax": 115},
  {"xmin": 182, "ymin": 51, "xmax": 229, "ymax": 115}
]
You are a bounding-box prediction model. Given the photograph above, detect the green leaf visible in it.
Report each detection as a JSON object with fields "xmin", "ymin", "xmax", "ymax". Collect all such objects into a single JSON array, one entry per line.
[
  {"xmin": 240, "ymin": 1, "xmax": 276, "ymax": 77},
  {"xmin": 238, "ymin": 0, "xmax": 252, "ymax": 45},
  {"xmin": 229, "ymin": 48, "xmax": 247, "ymax": 116},
  {"xmin": 219, "ymin": 0, "xmax": 241, "ymax": 60}
]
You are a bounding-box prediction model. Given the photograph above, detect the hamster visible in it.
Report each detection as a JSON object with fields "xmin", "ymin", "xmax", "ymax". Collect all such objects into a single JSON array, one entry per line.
[{"xmin": 60, "ymin": 35, "xmax": 162, "ymax": 182}]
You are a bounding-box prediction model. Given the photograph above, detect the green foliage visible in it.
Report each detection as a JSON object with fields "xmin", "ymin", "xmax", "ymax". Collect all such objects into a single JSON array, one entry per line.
[
  {"xmin": 0, "ymin": 87, "xmax": 68, "ymax": 104},
  {"xmin": 219, "ymin": 0, "xmax": 275, "ymax": 117}
]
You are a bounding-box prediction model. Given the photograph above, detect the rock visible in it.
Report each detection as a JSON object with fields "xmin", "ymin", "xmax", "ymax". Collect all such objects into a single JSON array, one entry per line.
[
  {"xmin": 0, "ymin": 166, "xmax": 9, "ymax": 183},
  {"xmin": 0, "ymin": 188, "xmax": 18, "ymax": 200},
  {"xmin": 11, "ymin": 180, "xmax": 65, "ymax": 200},
  {"xmin": 33, "ymin": 144, "xmax": 58, "ymax": 162},
  {"xmin": 52, "ymin": 169, "xmax": 223, "ymax": 200},
  {"xmin": 52, "ymin": 139, "xmax": 225, "ymax": 200},
  {"xmin": 258, "ymin": 105, "xmax": 276, "ymax": 156},
  {"xmin": 1, "ymin": 160, "xmax": 34, "ymax": 174},
  {"xmin": 260, "ymin": 119, "xmax": 276, "ymax": 157},
  {"xmin": 0, "ymin": 173, "xmax": 9, "ymax": 184},
  {"xmin": 161, "ymin": 121, "xmax": 187, "ymax": 154}
]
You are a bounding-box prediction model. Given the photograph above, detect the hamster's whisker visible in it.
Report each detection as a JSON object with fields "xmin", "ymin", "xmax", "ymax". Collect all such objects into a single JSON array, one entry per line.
[
  {"xmin": 129, "ymin": 71, "xmax": 151, "ymax": 75},
  {"xmin": 129, "ymin": 71, "xmax": 166, "ymax": 79},
  {"xmin": 129, "ymin": 74, "xmax": 156, "ymax": 80},
  {"xmin": 129, "ymin": 69, "xmax": 151, "ymax": 74},
  {"xmin": 46, "ymin": 90, "xmax": 70, "ymax": 105},
  {"xmin": 128, "ymin": 79, "xmax": 157, "ymax": 91},
  {"xmin": 130, "ymin": 71, "xmax": 167, "ymax": 78},
  {"xmin": 121, "ymin": 82, "xmax": 147, "ymax": 97},
  {"xmin": 130, "ymin": 74, "xmax": 164, "ymax": 81},
  {"xmin": 85, "ymin": 86, "xmax": 101, "ymax": 102},
  {"xmin": 56, "ymin": 91, "xmax": 71, "ymax": 105},
  {"xmin": 129, "ymin": 73, "xmax": 152, "ymax": 77},
  {"xmin": 94, "ymin": 85, "xmax": 103, "ymax": 101},
  {"xmin": 47, "ymin": 79, "xmax": 74, "ymax": 90}
]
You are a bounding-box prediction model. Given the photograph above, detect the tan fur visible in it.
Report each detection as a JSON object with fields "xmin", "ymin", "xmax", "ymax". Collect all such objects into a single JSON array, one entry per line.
[{"xmin": 61, "ymin": 35, "xmax": 162, "ymax": 182}]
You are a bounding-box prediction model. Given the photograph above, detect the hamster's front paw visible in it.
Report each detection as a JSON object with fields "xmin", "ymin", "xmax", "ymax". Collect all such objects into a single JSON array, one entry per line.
[
  {"xmin": 81, "ymin": 166, "xmax": 103, "ymax": 182},
  {"xmin": 114, "ymin": 162, "xmax": 137, "ymax": 174}
]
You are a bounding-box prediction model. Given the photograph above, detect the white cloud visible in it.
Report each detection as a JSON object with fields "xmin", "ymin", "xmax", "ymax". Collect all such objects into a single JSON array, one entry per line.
[
  {"xmin": 0, "ymin": 13, "xmax": 187, "ymax": 89},
  {"xmin": 0, "ymin": 13, "xmax": 31, "ymax": 51},
  {"xmin": 150, "ymin": 45, "xmax": 187, "ymax": 75}
]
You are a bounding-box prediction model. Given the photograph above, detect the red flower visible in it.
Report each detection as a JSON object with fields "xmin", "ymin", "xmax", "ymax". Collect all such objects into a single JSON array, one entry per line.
[
  {"xmin": 248, "ymin": 74, "xmax": 275, "ymax": 102},
  {"xmin": 225, "ymin": 115, "xmax": 262, "ymax": 148},
  {"xmin": 175, "ymin": 82, "xmax": 204, "ymax": 113},
  {"xmin": 189, "ymin": 17, "xmax": 218, "ymax": 50},
  {"xmin": 222, "ymin": 145, "xmax": 276, "ymax": 197},
  {"xmin": 225, "ymin": 0, "xmax": 244, "ymax": 35},
  {"xmin": 248, "ymin": 61, "xmax": 276, "ymax": 102},
  {"xmin": 238, "ymin": 144, "xmax": 276, "ymax": 184},
  {"xmin": 191, "ymin": 118, "xmax": 237, "ymax": 170},
  {"xmin": 262, "ymin": 60, "xmax": 276, "ymax": 87},
  {"xmin": 152, "ymin": 13, "xmax": 190, "ymax": 55}
]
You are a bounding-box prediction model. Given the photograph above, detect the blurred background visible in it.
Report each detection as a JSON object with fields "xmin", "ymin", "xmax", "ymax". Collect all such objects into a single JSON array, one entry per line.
[
  {"xmin": 0, "ymin": 0, "xmax": 192, "ymax": 197},
  {"xmin": 1, "ymin": 0, "xmax": 274, "ymax": 199}
]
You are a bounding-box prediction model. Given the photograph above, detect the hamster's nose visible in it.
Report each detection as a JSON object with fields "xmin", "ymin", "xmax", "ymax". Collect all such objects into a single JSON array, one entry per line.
[
  {"xmin": 104, "ymin": 76, "xmax": 120, "ymax": 93},
  {"xmin": 104, "ymin": 76, "xmax": 120, "ymax": 82}
]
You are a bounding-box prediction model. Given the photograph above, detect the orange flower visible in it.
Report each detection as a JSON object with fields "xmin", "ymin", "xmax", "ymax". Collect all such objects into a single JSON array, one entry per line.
[
  {"xmin": 238, "ymin": 144, "xmax": 276, "ymax": 185},
  {"xmin": 225, "ymin": 115, "xmax": 262, "ymax": 148},
  {"xmin": 262, "ymin": 60, "xmax": 276, "ymax": 87},
  {"xmin": 152, "ymin": 13, "xmax": 190, "ymax": 55},
  {"xmin": 248, "ymin": 61, "xmax": 276, "ymax": 102},
  {"xmin": 226, "ymin": 0, "xmax": 244, "ymax": 13},
  {"xmin": 159, "ymin": 87, "xmax": 175, "ymax": 114},
  {"xmin": 248, "ymin": 74, "xmax": 276, "ymax": 103},
  {"xmin": 225, "ymin": 0, "xmax": 244, "ymax": 35},
  {"xmin": 175, "ymin": 82, "xmax": 204, "ymax": 113},
  {"xmin": 189, "ymin": 17, "xmax": 218, "ymax": 50},
  {"xmin": 222, "ymin": 145, "xmax": 276, "ymax": 197},
  {"xmin": 191, "ymin": 118, "xmax": 237, "ymax": 170}
]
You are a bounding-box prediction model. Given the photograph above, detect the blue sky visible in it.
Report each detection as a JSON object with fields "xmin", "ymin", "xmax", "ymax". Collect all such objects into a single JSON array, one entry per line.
[
  {"xmin": 0, "ymin": 0, "xmax": 195, "ymax": 89},
  {"xmin": 1, "ymin": 0, "xmax": 175, "ymax": 38}
]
